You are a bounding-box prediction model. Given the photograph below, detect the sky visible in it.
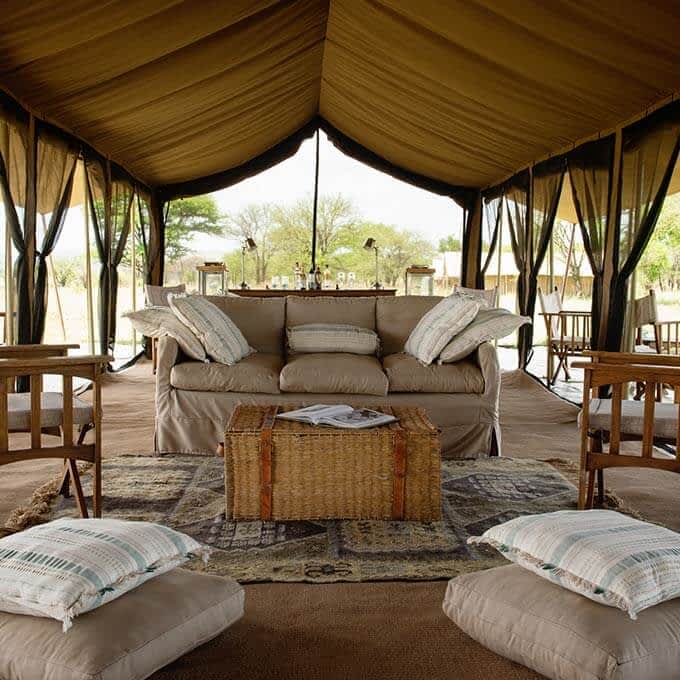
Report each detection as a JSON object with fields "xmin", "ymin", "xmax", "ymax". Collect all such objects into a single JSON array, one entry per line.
[{"xmin": 56, "ymin": 131, "xmax": 464, "ymax": 259}]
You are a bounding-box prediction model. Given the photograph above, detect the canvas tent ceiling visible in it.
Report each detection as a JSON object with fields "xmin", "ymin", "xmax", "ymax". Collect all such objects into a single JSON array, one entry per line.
[{"xmin": 0, "ymin": 0, "xmax": 679, "ymax": 197}]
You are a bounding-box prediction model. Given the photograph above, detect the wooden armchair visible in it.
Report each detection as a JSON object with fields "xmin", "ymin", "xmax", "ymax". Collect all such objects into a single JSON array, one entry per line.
[
  {"xmin": 0, "ymin": 345, "xmax": 110, "ymax": 518},
  {"xmin": 539, "ymin": 287, "xmax": 591, "ymax": 385},
  {"xmin": 574, "ymin": 351, "xmax": 680, "ymax": 510},
  {"xmin": 632, "ymin": 290, "xmax": 680, "ymax": 355}
]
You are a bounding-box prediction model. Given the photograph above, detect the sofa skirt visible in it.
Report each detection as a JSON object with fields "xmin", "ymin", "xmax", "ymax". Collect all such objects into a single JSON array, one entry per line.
[{"xmin": 155, "ymin": 389, "xmax": 499, "ymax": 459}]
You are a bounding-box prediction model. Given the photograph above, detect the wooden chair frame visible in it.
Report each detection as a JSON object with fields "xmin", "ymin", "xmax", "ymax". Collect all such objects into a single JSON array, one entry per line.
[
  {"xmin": 0, "ymin": 345, "xmax": 110, "ymax": 518},
  {"xmin": 633, "ymin": 289, "xmax": 680, "ymax": 355},
  {"xmin": 574, "ymin": 351, "xmax": 680, "ymax": 510},
  {"xmin": 539, "ymin": 287, "xmax": 592, "ymax": 385}
]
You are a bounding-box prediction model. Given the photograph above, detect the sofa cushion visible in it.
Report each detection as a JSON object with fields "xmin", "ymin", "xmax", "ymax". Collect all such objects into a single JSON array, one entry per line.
[
  {"xmin": 171, "ymin": 353, "xmax": 282, "ymax": 394},
  {"xmin": 286, "ymin": 296, "xmax": 376, "ymax": 329},
  {"xmin": 206, "ymin": 296, "xmax": 285, "ymax": 354},
  {"xmin": 123, "ymin": 307, "xmax": 207, "ymax": 361},
  {"xmin": 169, "ymin": 295, "xmax": 251, "ymax": 365},
  {"xmin": 376, "ymin": 296, "xmax": 441, "ymax": 355},
  {"xmin": 443, "ymin": 563, "xmax": 680, "ymax": 680},
  {"xmin": 280, "ymin": 353, "xmax": 388, "ymax": 395},
  {"xmin": 404, "ymin": 295, "xmax": 480, "ymax": 365},
  {"xmin": 287, "ymin": 324, "xmax": 380, "ymax": 355},
  {"xmin": 0, "ymin": 568, "xmax": 244, "ymax": 680},
  {"xmin": 383, "ymin": 353, "xmax": 484, "ymax": 393}
]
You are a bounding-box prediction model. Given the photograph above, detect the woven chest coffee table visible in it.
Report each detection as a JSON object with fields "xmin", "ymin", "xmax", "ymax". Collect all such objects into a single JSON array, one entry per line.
[{"xmin": 224, "ymin": 405, "xmax": 441, "ymax": 521}]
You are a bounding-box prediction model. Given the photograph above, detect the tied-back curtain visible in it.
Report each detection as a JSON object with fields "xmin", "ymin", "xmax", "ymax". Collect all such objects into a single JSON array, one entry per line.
[
  {"xmin": 86, "ymin": 158, "xmax": 134, "ymax": 357},
  {"xmin": 32, "ymin": 128, "xmax": 78, "ymax": 342},
  {"xmin": 529, "ymin": 156, "xmax": 566, "ymax": 356},
  {"xmin": 0, "ymin": 102, "xmax": 31, "ymax": 344},
  {"xmin": 478, "ymin": 191, "xmax": 503, "ymax": 288},
  {"xmin": 605, "ymin": 101, "xmax": 680, "ymax": 351},
  {"xmin": 136, "ymin": 192, "xmax": 151, "ymax": 282},
  {"xmin": 567, "ymin": 136, "xmax": 615, "ymax": 349},
  {"xmin": 504, "ymin": 170, "xmax": 531, "ymax": 366},
  {"xmin": 505, "ymin": 160, "xmax": 565, "ymax": 367}
]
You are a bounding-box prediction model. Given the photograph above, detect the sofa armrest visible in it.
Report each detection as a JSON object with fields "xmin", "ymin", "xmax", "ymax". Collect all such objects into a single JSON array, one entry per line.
[
  {"xmin": 476, "ymin": 342, "xmax": 501, "ymax": 403},
  {"xmin": 156, "ymin": 336, "xmax": 180, "ymax": 401},
  {"xmin": 476, "ymin": 342, "xmax": 501, "ymax": 454}
]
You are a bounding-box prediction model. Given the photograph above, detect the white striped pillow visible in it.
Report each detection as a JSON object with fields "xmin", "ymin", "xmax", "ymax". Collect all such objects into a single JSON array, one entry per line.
[
  {"xmin": 287, "ymin": 324, "xmax": 380, "ymax": 355},
  {"xmin": 404, "ymin": 295, "xmax": 480, "ymax": 365},
  {"xmin": 169, "ymin": 294, "xmax": 252, "ymax": 365},
  {"xmin": 0, "ymin": 518, "xmax": 209, "ymax": 631},
  {"xmin": 469, "ymin": 510, "xmax": 680, "ymax": 619},
  {"xmin": 122, "ymin": 306, "xmax": 207, "ymax": 361}
]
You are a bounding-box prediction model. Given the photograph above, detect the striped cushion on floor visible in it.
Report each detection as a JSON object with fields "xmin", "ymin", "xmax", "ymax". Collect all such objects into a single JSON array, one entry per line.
[
  {"xmin": 468, "ymin": 509, "xmax": 680, "ymax": 619},
  {"xmin": 0, "ymin": 518, "xmax": 209, "ymax": 631}
]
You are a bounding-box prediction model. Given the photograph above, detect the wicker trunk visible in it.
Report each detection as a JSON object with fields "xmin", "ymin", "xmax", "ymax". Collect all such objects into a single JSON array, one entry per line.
[{"xmin": 224, "ymin": 405, "xmax": 441, "ymax": 521}]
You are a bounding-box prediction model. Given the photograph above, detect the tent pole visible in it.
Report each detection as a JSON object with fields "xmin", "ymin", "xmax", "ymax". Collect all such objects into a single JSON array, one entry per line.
[
  {"xmin": 83, "ymin": 163, "xmax": 95, "ymax": 354},
  {"xmin": 41, "ymin": 214, "xmax": 66, "ymax": 341},
  {"xmin": 130, "ymin": 195, "xmax": 137, "ymax": 355},
  {"xmin": 4, "ymin": 213, "xmax": 13, "ymax": 344},
  {"xmin": 311, "ymin": 129, "xmax": 320, "ymax": 271},
  {"xmin": 560, "ymin": 222, "xmax": 576, "ymax": 303}
]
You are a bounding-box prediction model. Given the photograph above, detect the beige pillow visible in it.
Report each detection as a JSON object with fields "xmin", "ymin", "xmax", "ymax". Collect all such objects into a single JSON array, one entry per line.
[
  {"xmin": 439, "ymin": 308, "xmax": 530, "ymax": 363},
  {"xmin": 144, "ymin": 283, "xmax": 186, "ymax": 307},
  {"xmin": 287, "ymin": 324, "xmax": 380, "ymax": 355},
  {"xmin": 443, "ymin": 564, "xmax": 680, "ymax": 680},
  {"xmin": 0, "ymin": 568, "xmax": 244, "ymax": 680},
  {"xmin": 123, "ymin": 307, "xmax": 206, "ymax": 361},
  {"xmin": 169, "ymin": 294, "xmax": 252, "ymax": 366},
  {"xmin": 404, "ymin": 295, "xmax": 480, "ymax": 365}
]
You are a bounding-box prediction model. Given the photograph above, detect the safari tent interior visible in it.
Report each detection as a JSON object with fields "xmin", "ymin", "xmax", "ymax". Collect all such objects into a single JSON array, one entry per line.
[{"xmin": 1, "ymin": 2, "xmax": 680, "ymax": 679}]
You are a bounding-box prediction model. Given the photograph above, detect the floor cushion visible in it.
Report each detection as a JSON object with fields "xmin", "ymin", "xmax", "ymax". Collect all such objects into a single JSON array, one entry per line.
[
  {"xmin": 280, "ymin": 353, "xmax": 389, "ymax": 395},
  {"xmin": 382, "ymin": 353, "xmax": 484, "ymax": 393},
  {"xmin": 171, "ymin": 353, "xmax": 283, "ymax": 394},
  {"xmin": 0, "ymin": 568, "xmax": 244, "ymax": 680},
  {"xmin": 443, "ymin": 564, "xmax": 680, "ymax": 680}
]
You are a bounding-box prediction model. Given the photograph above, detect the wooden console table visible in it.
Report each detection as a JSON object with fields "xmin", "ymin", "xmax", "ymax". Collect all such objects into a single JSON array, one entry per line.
[{"xmin": 228, "ymin": 288, "xmax": 397, "ymax": 298}]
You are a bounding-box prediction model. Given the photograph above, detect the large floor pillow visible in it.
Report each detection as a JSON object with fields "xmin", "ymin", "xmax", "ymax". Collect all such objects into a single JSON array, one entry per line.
[
  {"xmin": 0, "ymin": 568, "xmax": 244, "ymax": 680},
  {"xmin": 443, "ymin": 564, "xmax": 680, "ymax": 680}
]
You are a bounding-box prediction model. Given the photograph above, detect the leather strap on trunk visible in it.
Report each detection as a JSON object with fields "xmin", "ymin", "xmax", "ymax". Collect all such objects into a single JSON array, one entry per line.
[{"xmin": 259, "ymin": 405, "xmax": 279, "ymax": 520}]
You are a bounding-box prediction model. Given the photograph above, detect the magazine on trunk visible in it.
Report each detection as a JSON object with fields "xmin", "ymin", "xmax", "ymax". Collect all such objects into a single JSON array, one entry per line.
[{"xmin": 276, "ymin": 404, "xmax": 397, "ymax": 429}]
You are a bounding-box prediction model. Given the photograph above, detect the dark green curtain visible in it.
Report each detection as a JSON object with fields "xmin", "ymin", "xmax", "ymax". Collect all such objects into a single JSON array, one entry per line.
[
  {"xmin": 567, "ymin": 136, "xmax": 615, "ymax": 349},
  {"xmin": 136, "ymin": 192, "xmax": 151, "ymax": 280},
  {"xmin": 0, "ymin": 102, "xmax": 31, "ymax": 344},
  {"xmin": 605, "ymin": 100, "xmax": 680, "ymax": 351},
  {"xmin": 85, "ymin": 158, "xmax": 134, "ymax": 358},
  {"xmin": 31, "ymin": 130, "xmax": 78, "ymax": 342},
  {"xmin": 504, "ymin": 170, "xmax": 531, "ymax": 366},
  {"xmin": 477, "ymin": 191, "xmax": 503, "ymax": 288},
  {"xmin": 506, "ymin": 158, "xmax": 565, "ymax": 368}
]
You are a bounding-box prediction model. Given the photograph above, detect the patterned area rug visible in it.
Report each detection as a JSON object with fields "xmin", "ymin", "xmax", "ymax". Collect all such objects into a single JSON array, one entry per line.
[{"xmin": 11, "ymin": 456, "xmax": 597, "ymax": 583}]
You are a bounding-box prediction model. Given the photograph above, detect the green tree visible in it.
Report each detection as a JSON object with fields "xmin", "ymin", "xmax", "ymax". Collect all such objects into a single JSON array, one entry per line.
[
  {"xmin": 224, "ymin": 203, "xmax": 275, "ymax": 285},
  {"xmin": 438, "ymin": 235, "xmax": 461, "ymax": 252},
  {"xmin": 639, "ymin": 194, "xmax": 680, "ymax": 290},
  {"xmin": 164, "ymin": 195, "xmax": 225, "ymax": 263}
]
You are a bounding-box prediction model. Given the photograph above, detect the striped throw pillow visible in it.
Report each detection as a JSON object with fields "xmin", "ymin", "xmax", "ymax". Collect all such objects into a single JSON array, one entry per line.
[
  {"xmin": 438, "ymin": 308, "xmax": 530, "ymax": 363},
  {"xmin": 469, "ymin": 510, "xmax": 680, "ymax": 619},
  {"xmin": 169, "ymin": 294, "xmax": 252, "ymax": 365},
  {"xmin": 404, "ymin": 295, "xmax": 480, "ymax": 365},
  {"xmin": 123, "ymin": 306, "xmax": 207, "ymax": 361},
  {"xmin": 287, "ymin": 324, "xmax": 380, "ymax": 355},
  {"xmin": 0, "ymin": 518, "xmax": 210, "ymax": 631}
]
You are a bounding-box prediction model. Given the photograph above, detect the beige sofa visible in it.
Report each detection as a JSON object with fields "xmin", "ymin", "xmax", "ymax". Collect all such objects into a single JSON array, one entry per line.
[{"xmin": 155, "ymin": 295, "xmax": 501, "ymax": 458}]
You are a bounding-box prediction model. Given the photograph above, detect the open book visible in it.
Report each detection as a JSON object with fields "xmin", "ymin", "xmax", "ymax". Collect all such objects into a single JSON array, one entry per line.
[{"xmin": 276, "ymin": 404, "xmax": 397, "ymax": 429}]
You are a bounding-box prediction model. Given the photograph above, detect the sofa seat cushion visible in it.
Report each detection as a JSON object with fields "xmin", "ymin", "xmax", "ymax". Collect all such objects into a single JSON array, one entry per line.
[
  {"xmin": 0, "ymin": 568, "xmax": 244, "ymax": 680},
  {"xmin": 443, "ymin": 563, "xmax": 680, "ymax": 680},
  {"xmin": 171, "ymin": 353, "xmax": 282, "ymax": 394},
  {"xmin": 383, "ymin": 353, "xmax": 484, "ymax": 393},
  {"xmin": 280, "ymin": 353, "xmax": 388, "ymax": 395}
]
